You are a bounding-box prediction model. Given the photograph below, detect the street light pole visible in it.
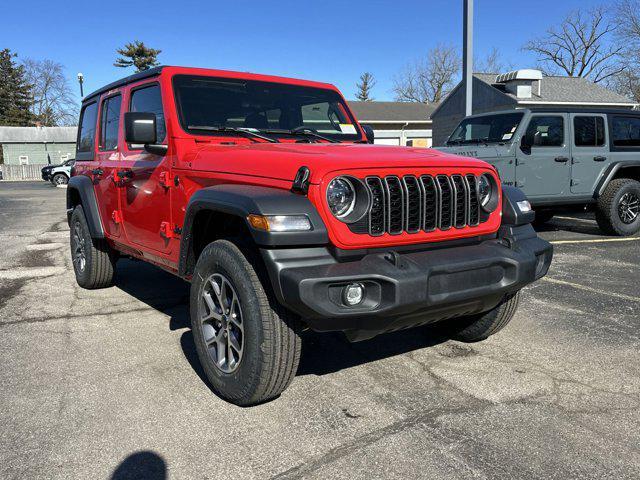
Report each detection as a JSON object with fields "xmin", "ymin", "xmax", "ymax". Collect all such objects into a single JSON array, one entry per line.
[
  {"xmin": 463, "ymin": 0, "xmax": 474, "ymax": 117},
  {"xmin": 77, "ymin": 73, "xmax": 84, "ymax": 98}
]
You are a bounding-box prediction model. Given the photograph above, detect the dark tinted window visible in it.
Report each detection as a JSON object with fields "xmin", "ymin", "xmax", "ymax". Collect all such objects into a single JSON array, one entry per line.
[
  {"xmin": 100, "ymin": 95, "xmax": 122, "ymax": 151},
  {"xmin": 524, "ymin": 116, "xmax": 564, "ymax": 147},
  {"xmin": 173, "ymin": 75, "xmax": 360, "ymax": 141},
  {"xmin": 130, "ymin": 84, "xmax": 166, "ymax": 143},
  {"xmin": 612, "ymin": 116, "xmax": 640, "ymax": 147},
  {"xmin": 574, "ymin": 116, "xmax": 605, "ymax": 146},
  {"xmin": 77, "ymin": 102, "xmax": 98, "ymax": 153}
]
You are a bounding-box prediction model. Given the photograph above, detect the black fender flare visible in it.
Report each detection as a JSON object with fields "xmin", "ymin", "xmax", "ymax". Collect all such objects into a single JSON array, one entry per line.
[
  {"xmin": 595, "ymin": 161, "xmax": 640, "ymax": 197},
  {"xmin": 178, "ymin": 184, "xmax": 328, "ymax": 277},
  {"xmin": 67, "ymin": 175, "xmax": 105, "ymax": 238}
]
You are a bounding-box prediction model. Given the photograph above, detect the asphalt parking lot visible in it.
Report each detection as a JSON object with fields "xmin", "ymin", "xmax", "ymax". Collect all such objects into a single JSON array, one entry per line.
[{"xmin": 1, "ymin": 181, "xmax": 639, "ymax": 480}]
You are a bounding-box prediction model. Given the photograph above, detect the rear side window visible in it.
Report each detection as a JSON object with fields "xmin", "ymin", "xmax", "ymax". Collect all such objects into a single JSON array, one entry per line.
[
  {"xmin": 130, "ymin": 84, "xmax": 166, "ymax": 144},
  {"xmin": 612, "ymin": 116, "xmax": 640, "ymax": 147},
  {"xmin": 574, "ymin": 116, "xmax": 605, "ymax": 147},
  {"xmin": 524, "ymin": 116, "xmax": 564, "ymax": 147},
  {"xmin": 76, "ymin": 102, "xmax": 98, "ymax": 157},
  {"xmin": 100, "ymin": 95, "xmax": 122, "ymax": 151}
]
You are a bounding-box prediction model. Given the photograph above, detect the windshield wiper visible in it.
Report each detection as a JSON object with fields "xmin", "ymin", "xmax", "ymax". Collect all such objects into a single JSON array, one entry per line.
[
  {"xmin": 264, "ymin": 127, "xmax": 339, "ymax": 143},
  {"xmin": 187, "ymin": 125, "xmax": 278, "ymax": 143}
]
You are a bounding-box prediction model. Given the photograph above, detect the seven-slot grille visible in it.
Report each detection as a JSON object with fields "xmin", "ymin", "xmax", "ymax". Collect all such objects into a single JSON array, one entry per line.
[{"xmin": 353, "ymin": 174, "xmax": 484, "ymax": 236}]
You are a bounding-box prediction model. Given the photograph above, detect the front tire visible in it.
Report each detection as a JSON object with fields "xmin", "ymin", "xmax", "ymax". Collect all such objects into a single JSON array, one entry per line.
[
  {"xmin": 70, "ymin": 205, "xmax": 116, "ymax": 289},
  {"xmin": 190, "ymin": 240, "xmax": 301, "ymax": 406},
  {"xmin": 446, "ymin": 292, "xmax": 521, "ymax": 342},
  {"xmin": 596, "ymin": 178, "xmax": 640, "ymax": 236}
]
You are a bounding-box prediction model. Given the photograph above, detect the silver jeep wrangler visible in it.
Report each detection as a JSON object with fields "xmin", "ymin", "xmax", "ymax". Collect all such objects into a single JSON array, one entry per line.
[{"xmin": 438, "ymin": 108, "xmax": 640, "ymax": 236}]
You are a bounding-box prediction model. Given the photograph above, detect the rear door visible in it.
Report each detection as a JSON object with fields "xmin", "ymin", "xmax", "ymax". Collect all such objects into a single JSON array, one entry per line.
[
  {"xmin": 118, "ymin": 82, "xmax": 172, "ymax": 255},
  {"xmin": 515, "ymin": 113, "xmax": 571, "ymax": 199},
  {"xmin": 570, "ymin": 114, "xmax": 609, "ymax": 194},
  {"xmin": 94, "ymin": 92, "xmax": 124, "ymax": 239}
]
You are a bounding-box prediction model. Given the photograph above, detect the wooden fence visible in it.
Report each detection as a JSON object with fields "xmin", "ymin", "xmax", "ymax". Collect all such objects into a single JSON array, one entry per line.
[{"xmin": 0, "ymin": 164, "xmax": 47, "ymax": 181}]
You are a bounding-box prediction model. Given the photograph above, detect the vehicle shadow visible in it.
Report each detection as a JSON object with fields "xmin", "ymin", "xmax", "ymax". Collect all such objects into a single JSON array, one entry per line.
[
  {"xmin": 111, "ymin": 450, "xmax": 167, "ymax": 480},
  {"xmin": 533, "ymin": 212, "xmax": 604, "ymax": 236},
  {"xmin": 113, "ymin": 259, "xmax": 450, "ymax": 386}
]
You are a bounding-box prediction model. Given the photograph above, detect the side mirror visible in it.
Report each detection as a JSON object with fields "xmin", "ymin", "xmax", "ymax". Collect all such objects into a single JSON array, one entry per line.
[
  {"xmin": 520, "ymin": 134, "xmax": 532, "ymax": 155},
  {"xmin": 124, "ymin": 112, "xmax": 167, "ymax": 155},
  {"xmin": 361, "ymin": 124, "xmax": 375, "ymax": 144},
  {"xmin": 125, "ymin": 112, "xmax": 157, "ymax": 144}
]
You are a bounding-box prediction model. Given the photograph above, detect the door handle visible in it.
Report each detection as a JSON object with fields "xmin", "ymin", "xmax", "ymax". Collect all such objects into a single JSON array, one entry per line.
[
  {"xmin": 91, "ymin": 168, "xmax": 104, "ymax": 177},
  {"xmin": 594, "ymin": 156, "xmax": 607, "ymax": 162},
  {"xmin": 114, "ymin": 169, "xmax": 134, "ymax": 184},
  {"xmin": 554, "ymin": 156, "xmax": 569, "ymax": 163}
]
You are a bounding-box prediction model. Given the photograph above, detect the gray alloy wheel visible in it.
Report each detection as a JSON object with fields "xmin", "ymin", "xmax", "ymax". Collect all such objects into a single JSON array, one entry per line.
[
  {"xmin": 199, "ymin": 273, "xmax": 244, "ymax": 374},
  {"xmin": 71, "ymin": 220, "xmax": 87, "ymax": 273},
  {"xmin": 52, "ymin": 173, "xmax": 68, "ymax": 185},
  {"xmin": 618, "ymin": 192, "xmax": 639, "ymax": 224}
]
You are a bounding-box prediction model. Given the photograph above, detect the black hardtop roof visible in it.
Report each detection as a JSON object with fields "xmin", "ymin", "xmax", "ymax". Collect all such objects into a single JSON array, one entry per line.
[
  {"xmin": 83, "ymin": 66, "xmax": 165, "ymax": 103},
  {"xmin": 526, "ymin": 107, "xmax": 640, "ymax": 115}
]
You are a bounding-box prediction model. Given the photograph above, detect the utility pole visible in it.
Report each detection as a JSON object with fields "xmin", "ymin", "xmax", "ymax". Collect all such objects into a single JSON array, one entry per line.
[
  {"xmin": 462, "ymin": 0, "xmax": 473, "ymax": 116},
  {"xmin": 77, "ymin": 73, "xmax": 84, "ymax": 98}
]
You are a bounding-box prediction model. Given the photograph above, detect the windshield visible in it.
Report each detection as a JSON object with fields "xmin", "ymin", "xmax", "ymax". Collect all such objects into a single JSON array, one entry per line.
[
  {"xmin": 447, "ymin": 112, "xmax": 524, "ymax": 145},
  {"xmin": 173, "ymin": 75, "xmax": 362, "ymax": 141}
]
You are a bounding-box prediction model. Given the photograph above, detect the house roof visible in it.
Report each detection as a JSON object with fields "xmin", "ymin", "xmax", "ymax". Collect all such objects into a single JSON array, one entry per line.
[
  {"xmin": 0, "ymin": 126, "xmax": 78, "ymax": 143},
  {"xmin": 474, "ymin": 73, "xmax": 636, "ymax": 106},
  {"xmin": 348, "ymin": 101, "xmax": 436, "ymax": 123}
]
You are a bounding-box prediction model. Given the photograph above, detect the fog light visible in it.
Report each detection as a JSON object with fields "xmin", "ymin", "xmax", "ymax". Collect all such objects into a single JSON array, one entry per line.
[{"xmin": 343, "ymin": 283, "xmax": 364, "ymax": 306}]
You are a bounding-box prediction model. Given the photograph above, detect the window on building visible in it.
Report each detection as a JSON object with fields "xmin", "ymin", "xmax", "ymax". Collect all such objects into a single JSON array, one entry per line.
[
  {"xmin": 612, "ymin": 116, "xmax": 640, "ymax": 147},
  {"xmin": 574, "ymin": 116, "xmax": 605, "ymax": 147},
  {"xmin": 100, "ymin": 95, "xmax": 122, "ymax": 151},
  {"xmin": 129, "ymin": 84, "xmax": 166, "ymax": 144},
  {"xmin": 77, "ymin": 102, "xmax": 98, "ymax": 153},
  {"xmin": 523, "ymin": 116, "xmax": 564, "ymax": 147},
  {"xmin": 19, "ymin": 155, "xmax": 29, "ymax": 165}
]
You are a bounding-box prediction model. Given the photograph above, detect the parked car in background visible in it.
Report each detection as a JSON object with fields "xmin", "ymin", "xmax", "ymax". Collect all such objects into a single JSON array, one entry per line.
[
  {"xmin": 437, "ymin": 108, "xmax": 640, "ymax": 236},
  {"xmin": 66, "ymin": 66, "xmax": 552, "ymax": 406},
  {"xmin": 42, "ymin": 159, "xmax": 75, "ymax": 185}
]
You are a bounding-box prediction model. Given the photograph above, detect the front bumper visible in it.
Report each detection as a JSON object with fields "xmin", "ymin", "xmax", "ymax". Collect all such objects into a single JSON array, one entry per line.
[
  {"xmin": 261, "ymin": 224, "xmax": 552, "ymax": 341},
  {"xmin": 41, "ymin": 170, "xmax": 52, "ymax": 181}
]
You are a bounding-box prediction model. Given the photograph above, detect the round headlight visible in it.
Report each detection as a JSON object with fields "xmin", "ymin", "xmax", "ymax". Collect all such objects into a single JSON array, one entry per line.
[
  {"xmin": 327, "ymin": 177, "xmax": 356, "ymax": 218},
  {"xmin": 478, "ymin": 174, "xmax": 492, "ymax": 207}
]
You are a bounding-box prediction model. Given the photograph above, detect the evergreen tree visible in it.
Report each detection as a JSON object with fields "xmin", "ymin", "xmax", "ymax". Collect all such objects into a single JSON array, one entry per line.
[
  {"xmin": 356, "ymin": 72, "xmax": 376, "ymax": 102},
  {"xmin": 114, "ymin": 41, "xmax": 162, "ymax": 72},
  {"xmin": 0, "ymin": 49, "xmax": 34, "ymax": 126}
]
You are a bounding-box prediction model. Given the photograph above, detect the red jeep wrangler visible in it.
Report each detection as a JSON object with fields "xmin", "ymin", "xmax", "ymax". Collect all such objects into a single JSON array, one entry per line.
[{"xmin": 68, "ymin": 66, "xmax": 552, "ymax": 406}]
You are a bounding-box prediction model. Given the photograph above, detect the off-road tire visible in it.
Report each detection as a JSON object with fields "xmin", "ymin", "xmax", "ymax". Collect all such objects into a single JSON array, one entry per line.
[
  {"xmin": 190, "ymin": 240, "xmax": 301, "ymax": 406},
  {"xmin": 70, "ymin": 205, "xmax": 116, "ymax": 289},
  {"xmin": 595, "ymin": 178, "xmax": 640, "ymax": 236},
  {"xmin": 52, "ymin": 173, "xmax": 68, "ymax": 186},
  {"xmin": 448, "ymin": 292, "xmax": 521, "ymax": 342},
  {"xmin": 532, "ymin": 210, "xmax": 554, "ymax": 227}
]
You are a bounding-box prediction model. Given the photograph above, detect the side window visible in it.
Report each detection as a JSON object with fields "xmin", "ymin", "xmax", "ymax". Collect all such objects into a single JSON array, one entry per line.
[
  {"xmin": 612, "ymin": 116, "xmax": 640, "ymax": 147},
  {"xmin": 77, "ymin": 102, "xmax": 98, "ymax": 158},
  {"xmin": 130, "ymin": 84, "xmax": 166, "ymax": 144},
  {"xmin": 99, "ymin": 95, "xmax": 122, "ymax": 151},
  {"xmin": 524, "ymin": 116, "xmax": 564, "ymax": 147},
  {"xmin": 574, "ymin": 116, "xmax": 605, "ymax": 147}
]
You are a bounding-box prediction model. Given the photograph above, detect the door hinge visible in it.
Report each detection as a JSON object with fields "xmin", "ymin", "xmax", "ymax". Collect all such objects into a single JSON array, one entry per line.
[
  {"xmin": 111, "ymin": 210, "xmax": 123, "ymax": 224},
  {"xmin": 160, "ymin": 221, "xmax": 181, "ymax": 239},
  {"xmin": 571, "ymin": 179, "xmax": 580, "ymax": 186},
  {"xmin": 159, "ymin": 171, "xmax": 178, "ymax": 188}
]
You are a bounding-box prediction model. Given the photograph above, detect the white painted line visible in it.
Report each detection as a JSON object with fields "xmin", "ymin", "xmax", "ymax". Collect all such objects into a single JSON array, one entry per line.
[
  {"xmin": 554, "ymin": 216, "xmax": 594, "ymax": 223},
  {"xmin": 0, "ymin": 267, "xmax": 65, "ymax": 280},
  {"xmin": 541, "ymin": 277, "xmax": 640, "ymax": 304},
  {"xmin": 550, "ymin": 237, "xmax": 640, "ymax": 245}
]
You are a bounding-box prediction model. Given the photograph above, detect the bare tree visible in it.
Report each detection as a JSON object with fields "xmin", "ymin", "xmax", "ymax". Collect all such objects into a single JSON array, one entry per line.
[
  {"xmin": 475, "ymin": 47, "xmax": 513, "ymax": 73},
  {"xmin": 522, "ymin": 6, "xmax": 624, "ymax": 83},
  {"xmin": 610, "ymin": 0, "xmax": 640, "ymax": 100},
  {"xmin": 22, "ymin": 58, "xmax": 77, "ymax": 126},
  {"xmin": 393, "ymin": 44, "xmax": 461, "ymax": 103},
  {"xmin": 355, "ymin": 72, "xmax": 376, "ymax": 101}
]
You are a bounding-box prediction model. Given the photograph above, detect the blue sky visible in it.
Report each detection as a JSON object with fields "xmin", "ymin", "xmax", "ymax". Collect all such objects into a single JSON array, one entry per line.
[{"xmin": 1, "ymin": 0, "xmax": 609, "ymax": 102}]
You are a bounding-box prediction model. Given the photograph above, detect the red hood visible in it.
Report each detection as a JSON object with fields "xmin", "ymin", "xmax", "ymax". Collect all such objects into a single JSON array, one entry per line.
[{"xmin": 191, "ymin": 143, "xmax": 487, "ymax": 184}]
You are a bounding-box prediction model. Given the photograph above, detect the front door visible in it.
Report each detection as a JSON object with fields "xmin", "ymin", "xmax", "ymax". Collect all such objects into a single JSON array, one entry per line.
[
  {"xmin": 118, "ymin": 82, "xmax": 172, "ymax": 255},
  {"xmin": 515, "ymin": 113, "xmax": 571, "ymax": 200},
  {"xmin": 570, "ymin": 114, "xmax": 609, "ymax": 194}
]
